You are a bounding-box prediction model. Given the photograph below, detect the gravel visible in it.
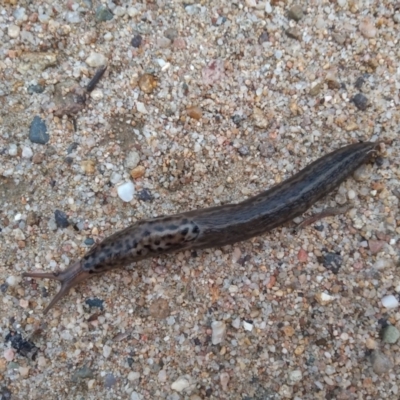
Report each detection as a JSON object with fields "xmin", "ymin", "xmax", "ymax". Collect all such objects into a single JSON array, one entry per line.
[{"xmin": 0, "ymin": 1, "xmax": 399, "ymax": 399}]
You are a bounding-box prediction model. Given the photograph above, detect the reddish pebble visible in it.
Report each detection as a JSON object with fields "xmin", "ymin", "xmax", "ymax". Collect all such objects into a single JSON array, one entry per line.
[
  {"xmin": 369, "ymin": 240, "xmax": 385, "ymax": 254},
  {"xmin": 297, "ymin": 249, "xmax": 308, "ymax": 262},
  {"xmin": 4, "ymin": 349, "xmax": 15, "ymax": 361},
  {"xmin": 173, "ymin": 37, "xmax": 186, "ymax": 49}
]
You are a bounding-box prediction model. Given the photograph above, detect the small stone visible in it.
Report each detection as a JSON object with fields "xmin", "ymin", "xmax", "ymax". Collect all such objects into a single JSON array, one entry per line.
[
  {"xmin": 128, "ymin": 371, "xmax": 140, "ymax": 381},
  {"xmin": 368, "ymin": 240, "xmax": 385, "ymax": 254},
  {"xmin": 95, "ymin": 5, "xmax": 113, "ymax": 22},
  {"xmin": 66, "ymin": 11, "xmax": 81, "ymax": 23},
  {"xmin": 131, "ymin": 34, "xmax": 142, "ymax": 48},
  {"xmin": 81, "ymin": 160, "xmax": 96, "ymax": 174},
  {"xmin": 187, "ymin": 106, "xmax": 202, "ymax": 120},
  {"xmin": 211, "ymin": 321, "xmax": 226, "ymax": 345},
  {"xmin": 288, "ymin": 370, "xmax": 302, "ymax": 385},
  {"xmin": 333, "ymin": 32, "xmax": 346, "ymax": 45},
  {"xmin": 327, "ymin": 79, "xmax": 341, "ymax": 90},
  {"xmin": 173, "ymin": 37, "xmax": 186, "ymax": 49},
  {"xmin": 117, "ymin": 181, "xmax": 135, "ymax": 202},
  {"xmin": 294, "ymin": 345, "xmax": 305, "ymax": 355},
  {"xmin": 84, "ymin": 238, "xmax": 95, "ymax": 246},
  {"xmin": 157, "ymin": 37, "xmax": 171, "ymax": 48},
  {"xmin": 72, "ymin": 366, "xmax": 94, "ymax": 382},
  {"xmin": 258, "ymin": 30, "xmax": 269, "ymax": 44},
  {"xmin": 28, "ymin": 84, "xmax": 45, "ymax": 94},
  {"xmin": 171, "ymin": 375, "xmax": 192, "ymax": 392},
  {"xmin": 19, "ymin": 366, "xmax": 30, "ymax": 377},
  {"xmin": 137, "ymin": 188, "xmax": 153, "ymax": 202},
  {"xmin": 4, "ymin": 349, "xmax": 15, "ymax": 361},
  {"xmin": 103, "ymin": 345, "xmax": 112, "ymax": 358},
  {"xmin": 158, "ymin": 369, "xmax": 167, "ymax": 382},
  {"xmin": 220, "ymin": 372, "xmax": 229, "ymax": 391},
  {"xmin": 360, "ymin": 18, "xmax": 377, "ymax": 38},
  {"xmin": 309, "ymin": 82, "xmax": 323, "ymax": 96},
  {"xmin": 136, "ymin": 101, "xmax": 148, "ymax": 114},
  {"xmin": 29, "ymin": 116, "xmax": 49, "ymax": 144},
  {"xmin": 85, "ymin": 298, "xmax": 104, "ymax": 310},
  {"xmin": 54, "ymin": 210, "xmax": 69, "ymax": 228},
  {"xmin": 232, "ymin": 317, "xmax": 241, "ymax": 329},
  {"xmin": 319, "ymin": 252, "xmax": 342, "ymax": 274},
  {"xmin": 8, "ymin": 144, "xmax": 17, "ymax": 156},
  {"xmin": 352, "ymin": 93, "xmax": 368, "ymax": 111},
  {"xmin": 381, "ymin": 295, "xmax": 399, "ymax": 309},
  {"xmin": 315, "ymin": 292, "xmax": 335, "ymax": 306},
  {"xmin": 370, "ymin": 350, "xmax": 393, "ymax": 375},
  {"xmin": 131, "ymin": 392, "xmax": 143, "ymax": 400},
  {"xmin": 164, "ymin": 28, "xmax": 178, "ymax": 41},
  {"xmin": 238, "ymin": 146, "xmax": 249, "ymax": 156},
  {"xmin": 127, "ymin": 7, "xmax": 139, "ymax": 18},
  {"xmin": 21, "ymin": 146, "xmax": 33, "ymax": 159},
  {"xmin": 8, "ymin": 24, "xmax": 20, "ymax": 38},
  {"xmin": 381, "ymin": 326, "xmax": 400, "ymax": 344},
  {"xmin": 202, "ymin": 60, "xmax": 225, "ymax": 85},
  {"xmin": 113, "ymin": 6, "xmax": 126, "ymax": 17},
  {"xmin": 90, "ymin": 89, "xmax": 103, "ymax": 100},
  {"xmin": 86, "ymin": 52, "xmax": 107, "ymax": 68},
  {"xmin": 6, "ymin": 276, "xmax": 19, "ymax": 287},
  {"xmin": 104, "ymin": 373, "xmax": 117, "ymax": 388},
  {"xmin": 138, "ymin": 74, "xmax": 157, "ymax": 94},
  {"xmin": 243, "ymin": 320, "xmax": 253, "ymax": 331},
  {"xmin": 297, "ymin": 249, "xmax": 308, "ymax": 262},
  {"xmin": 374, "ymin": 259, "xmax": 394, "ymax": 270},
  {"xmin": 125, "ymin": 151, "xmax": 140, "ymax": 169},
  {"xmin": 252, "ymin": 107, "xmax": 268, "ymax": 128},
  {"xmin": 283, "ymin": 325, "xmax": 295, "ymax": 337},
  {"xmin": 286, "ymin": 27, "xmax": 302, "ymax": 40},
  {"xmin": 288, "ymin": 5, "xmax": 303, "ymax": 21},
  {"xmin": 259, "ymin": 143, "xmax": 275, "ymax": 158},
  {"xmin": 130, "ymin": 166, "xmax": 145, "ymax": 179},
  {"xmin": 110, "ymin": 172, "xmax": 122, "ymax": 184}
]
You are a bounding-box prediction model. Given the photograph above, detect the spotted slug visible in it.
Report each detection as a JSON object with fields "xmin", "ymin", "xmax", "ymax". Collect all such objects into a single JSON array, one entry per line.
[{"xmin": 23, "ymin": 141, "xmax": 379, "ymax": 314}]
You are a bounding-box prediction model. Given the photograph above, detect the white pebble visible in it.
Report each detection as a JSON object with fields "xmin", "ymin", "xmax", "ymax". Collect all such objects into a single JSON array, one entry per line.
[
  {"xmin": 360, "ymin": 18, "xmax": 377, "ymax": 38},
  {"xmin": 131, "ymin": 392, "xmax": 143, "ymax": 400},
  {"xmin": 381, "ymin": 295, "xmax": 399, "ymax": 309},
  {"xmin": 110, "ymin": 172, "xmax": 122, "ymax": 184},
  {"xmin": 13, "ymin": 8, "xmax": 27, "ymax": 21},
  {"xmin": 243, "ymin": 320, "xmax": 254, "ymax": 331},
  {"xmin": 128, "ymin": 371, "xmax": 140, "ymax": 381},
  {"xmin": 211, "ymin": 321, "xmax": 226, "ymax": 345},
  {"xmin": 158, "ymin": 369, "xmax": 167, "ymax": 382},
  {"xmin": 6, "ymin": 276, "xmax": 19, "ymax": 286},
  {"xmin": 85, "ymin": 52, "xmax": 107, "ymax": 67},
  {"xmin": 265, "ymin": 2, "xmax": 272, "ymax": 13},
  {"xmin": 171, "ymin": 375, "xmax": 192, "ymax": 392},
  {"xmin": 127, "ymin": 7, "xmax": 139, "ymax": 17},
  {"xmin": 231, "ymin": 317, "xmax": 241, "ymax": 329},
  {"xmin": 117, "ymin": 181, "xmax": 135, "ymax": 202},
  {"xmin": 90, "ymin": 89, "xmax": 103, "ymax": 100},
  {"xmin": 136, "ymin": 101, "xmax": 148, "ymax": 114},
  {"xmin": 113, "ymin": 6, "xmax": 126, "ymax": 16},
  {"xmin": 288, "ymin": 370, "xmax": 302, "ymax": 385},
  {"xmin": 347, "ymin": 189, "xmax": 356, "ymax": 200},
  {"xmin": 125, "ymin": 151, "xmax": 140, "ymax": 169},
  {"xmin": 374, "ymin": 259, "xmax": 394, "ymax": 270},
  {"xmin": 4, "ymin": 349, "xmax": 15, "ymax": 361},
  {"xmin": 22, "ymin": 146, "xmax": 33, "ymax": 159},
  {"xmin": 103, "ymin": 344, "xmax": 112, "ymax": 358},
  {"xmin": 8, "ymin": 24, "xmax": 20, "ymax": 38},
  {"xmin": 8, "ymin": 144, "xmax": 18, "ymax": 156},
  {"xmin": 220, "ymin": 372, "xmax": 229, "ymax": 391},
  {"xmin": 337, "ymin": 0, "xmax": 347, "ymax": 6},
  {"xmin": 104, "ymin": 32, "xmax": 113, "ymax": 41}
]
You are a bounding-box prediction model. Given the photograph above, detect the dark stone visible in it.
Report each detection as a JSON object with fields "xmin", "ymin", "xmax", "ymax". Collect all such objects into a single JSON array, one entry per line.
[
  {"xmin": 231, "ymin": 114, "xmax": 246, "ymax": 125},
  {"xmin": 5, "ymin": 332, "xmax": 38, "ymax": 360},
  {"xmin": 85, "ymin": 298, "xmax": 104, "ymax": 310},
  {"xmin": 104, "ymin": 373, "xmax": 117, "ymax": 388},
  {"xmin": 84, "ymin": 238, "xmax": 95, "ymax": 246},
  {"xmin": 127, "ymin": 357, "xmax": 134, "ymax": 368},
  {"xmin": 314, "ymin": 224, "xmax": 324, "ymax": 232},
  {"xmin": 164, "ymin": 28, "xmax": 178, "ymax": 41},
  {"xmin": 258, "ymin": 30, "xmax": 269, "ymax": 44},
  {"xmin": 54, "ymin": 209, "xmax": 69, "ymax": 228},
  {"xmin": 95, "ymin": 5, "xmax": 113, "ymax": 22},
  {"xmin": 0, "ymin": 283, "xmax": 8, "ymax": 293},
  {"xmin": 0, "ymin": 386, "xmax": 11, "ymax": 400},
  {"xmin": 137, "ymin": 188, "xmax": 153, "ymax": 202},
  {"xmin": 131, "ymin": 34, "xmax": 143, "ymax": 48},
  {"xmin": 352, "ymin": 93, "xmax": 368, "ymax": 111},
  {"xmin": 238, "ymin": 145, "xmax": 249, "ymax": 156},
  {"xmin": 28, "ymin": 84, "xmax": 45, "ymax": 94},
  {"xmin": 29, "ymin": 116, "xmax": 49, "ymax": 144},
  {"xmin": 318, "ymin": 252, "xmax": 342, "ymax": 274},
  {"xmin": 67, "ymin": 142, "xmax": 79, "ymax": 154},
  {"xmin": 354, "ymin": 76, "xmax": 366, "ymax": 90},
  {"xmin": 71, "ymin": 365, "xmax": 94, "ymax": 382}
]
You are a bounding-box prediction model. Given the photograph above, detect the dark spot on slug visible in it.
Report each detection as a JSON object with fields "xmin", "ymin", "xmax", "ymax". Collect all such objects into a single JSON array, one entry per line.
[
  {"xmin": 180, "ymin": 227, "xmax": 189, "ymax": 236},
  {"xmin": 137, "ymin": 250, "xmax": 142, "ymax": 256},
  {"xmin": 143, "ymin": 230, "xmax": 150, "ymax": 237},
  {"xmin": 132, "ymin": 241, "xmax": 138, "ymax": 249},
  {"xmin": 89, "ymin": 270, "xmax": 95, "ymax": 274},
  {"xmin": 168, "ymin": 224, "xmax": 178, "ymax": 230},
  {"xmin": 157, "ymin": 247, "xmax": 164, "ymax": 251},
  {"xmin": 167, "ymin": 234, "xmax": 173, "ymax": 239},
  {"xmin": 192, "ymin": 225, "xmax": 200, "ymax": 234},
  {"xmin": 181, "ymin": 218, "xmax": 189, "ymax": 224},
  {"xmin": 84, "ymin": 262, "xmax": 91, "ymax": 269},
  {"xmin": 154, "ymin": 240, "xmax": 160, "ymax": 245},
  {"xmin": 155, "ymin": 226, "xmax": 164, "ymax": 232},
  {"xmin": 100, "ymin": 243, "xmax": 106, "ymax": 249}
]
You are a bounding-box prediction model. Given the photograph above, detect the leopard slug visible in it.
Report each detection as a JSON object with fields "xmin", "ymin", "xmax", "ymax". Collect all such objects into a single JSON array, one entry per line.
[{"xmin": 23, "ymin": 141, "xmax": 379, "ymax": 314}]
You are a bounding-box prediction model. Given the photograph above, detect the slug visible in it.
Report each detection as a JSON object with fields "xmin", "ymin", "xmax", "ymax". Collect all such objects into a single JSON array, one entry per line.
[{"xmin": 23, "ymin": 141, "xmax": 379, "ymax": 314}]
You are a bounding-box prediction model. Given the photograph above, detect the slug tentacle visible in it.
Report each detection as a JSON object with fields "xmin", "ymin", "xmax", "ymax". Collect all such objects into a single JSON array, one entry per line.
[
  {"xmin": 23, "ymin": 141, "xmax": 381, "ymax": 314},
  {"xmin": 22, "ymin": 261, "xmax": 90, "ymax": 314}
]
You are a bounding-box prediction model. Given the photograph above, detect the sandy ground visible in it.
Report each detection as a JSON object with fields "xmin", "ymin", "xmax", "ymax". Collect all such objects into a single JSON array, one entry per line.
[{"xmin": 1, "ymin": 0, "xmax": 400, "ymax": 399}]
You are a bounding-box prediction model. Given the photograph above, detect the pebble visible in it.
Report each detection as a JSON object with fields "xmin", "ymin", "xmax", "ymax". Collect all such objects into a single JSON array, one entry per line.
[
  {"xmin": 164, "ymin": 28, "xmax": 178, "ymax": 41},
  {"xmin": 128, "ymin": 371, "xmax": 140, "ymax": 381},
  {"xmin": 104, "ymin": 373, "xmax": 117, "ymax": 388},
  {"xmin": 86, "ymin": 52, "xmax": 107, "ymax": 68},
  {"xmin": 95, "ymin": 5, "xmax": 113, "ymax": 22},
  {"xmin": 131, "ymin": 392, "xmax": 143, "ymax": 400},
  {"xmin": 8, "ymin": 144, "xmax": 17, "ymax": 156},
  {"xmin": 127, "ymin": 7, "xmax": 139, "ymax": 18},
  {"xmin": 4, "ymin": 349, "xmax": 15, "ymax": 362},
  {"xmin": 90, "ymin": 89, "xmax": 103, "ymax": 100},
  {"xmin": 125, "ymin": 151, "xmax": 140, "ymax": 169},
  {"xmin": 131, "ymin": 34, "xmax": 142, "ymax": 48},
  {"xmin": 54, "ymin": 210, "xmax": 69, "ymax": 228},
  {"xmin": 137, "ymin": 188, "xmax": 153, "ymax": 202},
  {"xmin": 288, "ymin": 370, "xmax": 302, "ymax": 385},
  {"xmin": 81, "ymin": 160, "xmax": 96, "ymax": 174},
  {"xmin": 381, "ymin": 295, "xmax": 399, "ymax": 309},
  {"xmin": 158, "ymin": 369, "xmax": 167, "ymax": 382},
  {"xmin": 374, "ymin": 259, "xmax": 394, "ymax": 270},
  {"xmin": 220, "ymin": 372, "xmax": 229, "ymax": 391},
  {"xmin": 232, "ymin": 317, "xmax": 241, "ymax": 329},
  {"xmin": 238, "ymin": 146, "xmax": 249, "ymax": 156},
  {"xmin": 29, "ymin": 116, "xmax": 49, "ymax": 144},
  {"xmin": 19, "ymin": 366, "xmax": 30, "ymax": 377},
  {"xmin": 288, "ymin": 5, "xmax": 303, "ymax": 21},
  {"xmin": 85, "ymin": 298, "xmax": 104, "ymax": 310},
  {"xmin": 6, "ymin": 276, "xmax": 19, "ymax": 287},
  {"xmin": 110, "ymin": 172, "xmax": 122, "ymax": 184},
  {"xmin": 368, "ymin": 240, "xmax": 385, "ymax": 254},
  {"xmin": 117, "ymin": 181, "xmax": 135, "ymax": 202},
  {"xmin": 130, "ymin": 166, "xmax": 145, "ymax": 179},
  {"xmin": 8, "ymin": 24, "xmax": 20, "ymax": 38},
  {"xmin": 286, "ymin": 27, "xmax": 302, "ymax": 41},
  {"xmin": 370, "ymin": 350, "xmax": 393, "ymax": 375},
  {"xmin": 138, "ymin": 74, "xmax": 157, "ymax": 94},
  {"xmin": 211, "ymin": 321, "xmax": 226, "ymax": 345},
  {"xmin": 28, "ymin": 84, "xmax": 45, "ymax": 94},
  {"xmin": 359, "ymin": 18, "xmax": 377, "ymax": 38},
  {"xmin": 243, "ymin": 320, "xmax": 253, "ymax": 331},
  {"xmin": 103, "ymin": 345, "xmax": 112, "ymax": 358},
  {"xmin": 186, "ymin": 106, "xmax": 202, "ymax": 120},
  {"xmin": 71, "ymin": 366, "xmax": 94, "ymax": 381},
  {"xmin": 320, "ymin": 252, "xmax": 342, "ymax": 274},
  {"xmin": 258, "ymin": 30, "xmax": 269, "ymax": 44},
  {"xmin": 136, "ymin": 101, "xmax": 148, "ymax": 114},
  {"xmin": 21, "ymin": 146, "xmax": 33, "ymax": 159},
  {"xmin": 352, "ymin": 93, "xmax": 368, "ymax": 111},
  {"xmin": 252, "ymin": 107, "xmax": 269, "ymax": 128},
  {"xmin": 315, "ymin": 292, "xmax": 335, "ymax": 306},
  {"xmin": 65, "ymin": 11, "xmax": 81, "ymax": 23},
  {"xmin": 171, "ymin": 375, "xmax": 192, "ymax": 392},
  {"xmin": 84, "ymin": 238, "xmax": 95, "ymax": 246},
  {"xmin": 113, "ymin": 6, "xmax": 126, "ymax": 17},
  {"xmin": 381, "ymin": 326, "xmax": 400, "ymax": 344}
]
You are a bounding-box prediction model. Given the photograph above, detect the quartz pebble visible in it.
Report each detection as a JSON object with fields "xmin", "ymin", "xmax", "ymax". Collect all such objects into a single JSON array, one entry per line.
[
  {"xmin": 359, "ymin": 18, "xmax": 377, "ymax": 38},
  {"xmin": 125, "ymin": 151, "xmax": 140, "ymax": 169},
  {"xmin": 381, "ymin": 326, "xmax": 400, "ymax": 344},
  {"xmin": 86, "ymin": 52, "xmax": 107, "ymax": 67},
  {"xmin": 117, "ymin": 181, "xmax": 135, "ymax": 202},
  {"xmin": 370, "ymin": 350, "xmax": 393, "ymax": 375},
  {"xmin": 211, "ymin": 321, "xmax": 226, "ymax": 345},
  {"xmin": 381, "ymin": 295, "xmax": 399, "ymax": 309},
  {"xmin": 128, "ymin": 371, "xmax": 140, "ymax": 381},
  {"xmin": 138, "ymin": 74, "xmax": 157, "ymax": 94},
  {"xmin": 315, "ymin": 292, "xmax": 335, "ymax": 306},
  {"xmin": 103, "ymin": 345, "xmax": 112, "ymax": 358},
  {"xmin": 22, "ymin": 146, "xmax": 33, "ymax": 159},
  {"xmin": 8, "ymin": 24, "xmax": 20, "ymax": 38},
  {"xmin": 220, "ymin": 372, "xmax": 229, "ymax": 391},
  {"xmin": 171, "ymin": 375, "xmax": 192, "ymax": 392}
]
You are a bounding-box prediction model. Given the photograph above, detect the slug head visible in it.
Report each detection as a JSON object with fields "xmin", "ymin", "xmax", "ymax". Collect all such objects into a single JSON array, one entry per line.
[{"xmin": 22, "ymin": 261, "xmax": 91, "ymax": 314}]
